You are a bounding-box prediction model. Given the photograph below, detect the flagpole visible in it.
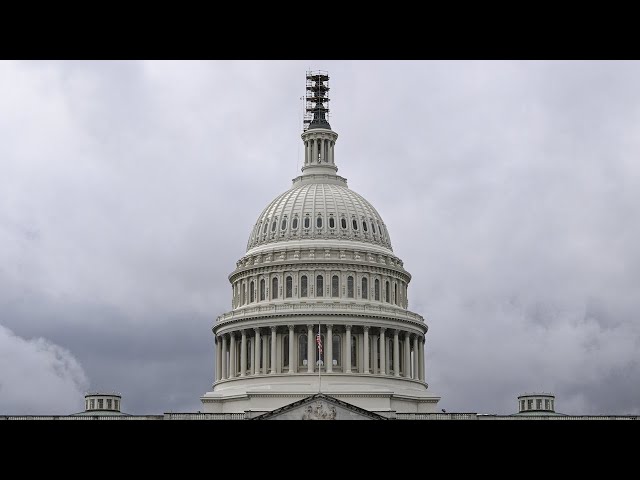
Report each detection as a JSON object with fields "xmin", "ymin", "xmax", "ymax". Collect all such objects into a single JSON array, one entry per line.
[{"xmin": 318, "ymin": 320, "xmax": 322, "ymax": 393}]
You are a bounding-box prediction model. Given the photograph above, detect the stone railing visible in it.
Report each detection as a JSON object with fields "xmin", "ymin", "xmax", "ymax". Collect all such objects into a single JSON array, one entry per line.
[
  {"xmin": 1, "ymin": 415, "xmax": 164, "ymax": 420},
  {"xmin": 477, "ymin": 415, "xmax": 639, "ymax": 420},
  {"xmin": 164, "ymin": 413, "xmax": 246, "ymax": 420},
  {"xmin": 395, "ymin": 413, "xmax": 479, "ymax": 420},
  {"xmin": 216, "ymin": 302, "xmax": 424, "ymax": 323}
]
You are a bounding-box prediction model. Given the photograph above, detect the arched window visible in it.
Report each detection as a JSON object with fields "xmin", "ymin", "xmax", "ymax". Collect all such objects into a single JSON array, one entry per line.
[
  {"xmin": 292, "ymin": 216, "xmax": 298, "ymax": 230},
  {"xmin": 299, "ymin": 334, "xmax": 308, "ymax": 367},
  {"xmin": 285, "ymin": 276, "xmax": 293, "ymax": 298},
  {"xmin": 281, "ymin": 217, "xmax": 287, "ymax": 231},
  {"xmin": 347, "ymin": 276, "xmax": 354, "ymax": 298},
  {"xmin": 394, "ymin": 283, "xmax": 398, "ymax": 305},
  {"xmin": 300, "ymin": 275, "xmax": 308, "ymax": 297},
  {"xmin": 341, "ymin": 217, "xmax": 347, "ymax": 229},
  {"xmin": 260, "ymin": 279, "xmax": 265, "ymax": 301},
  {"xmin": 262, "ymin": 220, "xmax": 268, "ymax": 234},
  {"xmin": 250, "ymin": 281, "xmax": 255, "ymax": 303},
  {"xmin": 316, "ymin": 275, "xmax": 324, "ymax": 297},
  {"xmin": 371, "ymin": 220, "xmax": 376, "ymax": 234},
  {"xmin": 352, "ymin": 218, "xmax": 358, "ymax": 230},
  {"xmin": 331, "ymin": 275, "xmax": 339, "ymax": 297},
  {"xmin": 316, "ymin": 216, "xmax": 322, "ymax": 228},
  {"xmin": 363, "ymin": 220, "xmax": 368, "ymax": 232},
  {"xmin": 241, "ymin": 283, "xmax": 246, "ymax": 305},
  {"xmin": 271, "ymin": 219, "xmax": 277, "ymax": 232},
  {"xmin": 283, "ymin": 335, "xmax": 289, "ymax": 369},
  {"xmin": 387, "ymin": 338, "xmax": 394, "ymax": 374},
  {"xmin": 304, "ymin": 216, "xmax": 310, "ymax": 229},
  {"xmin": 351, "ymin": 334, "xmax": 358, "ymax": 369},
  {"xmin": 375, "ymin": 279, "xmax": 380, "ymax": 301},
  {"xmin": 385, "ymin": 281, "xmax": 390, "ymax": 303},
  {"xmin": 272, "ymin": 277, "xmax": 278, "ymax": 300},
  {"xmin": 362, "ymin": 277, "xmax": 368, "ymax": 299},
  {"xmin": 332, "ymin": 334, "xmax": 341, "ymax": 367},
  {"xmin": 329, "ymin": 216, "xmax": 335, "ymax": 229}
]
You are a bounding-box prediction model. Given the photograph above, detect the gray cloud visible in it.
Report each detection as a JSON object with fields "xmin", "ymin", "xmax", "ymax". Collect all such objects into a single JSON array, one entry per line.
[
  {"xmin": 0, "ymin": 324, "xmax": 88, "ymax": 414},
  {"xmin": 1, "ymin": 60, "xmax": 639, "ymax": 415}
]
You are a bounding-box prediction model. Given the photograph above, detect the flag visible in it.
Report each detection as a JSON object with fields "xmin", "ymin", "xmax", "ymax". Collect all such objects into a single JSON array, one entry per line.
[{"xmin": 316, "ymin": 333, "xmax": 323, "ymax": 356}]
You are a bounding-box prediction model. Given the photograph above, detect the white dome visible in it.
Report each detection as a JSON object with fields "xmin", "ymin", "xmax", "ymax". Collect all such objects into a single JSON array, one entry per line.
[{"xmin": 246, "ymin": 177, "xmax": 393, "ymax": 253}]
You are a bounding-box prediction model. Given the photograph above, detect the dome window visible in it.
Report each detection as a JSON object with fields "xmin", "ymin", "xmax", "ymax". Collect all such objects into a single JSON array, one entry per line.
[
  {"xmin": 352, "ymin": 218, "xmax": 358, "ymax": 230},
  {"xmin": 371, "ymin": 220, "xmax": 376, "ymax": 234},
  {"xmin": 362, "ymin": 220, "xmax": 368, "ymax": 232},
  {"xmin": 329, "ymin": 216, "xmax": 335, "ymax": 229},
  {"xmin": 304, "ymin": 216, "xmax": 310, "ymax": 229},
  {"xmin": 316, "ymin": 275, "xmax": 324, "ymax": 297},
  {"xmin": 271, "ymin": 219, "xmax": 277, "ymax": 232},
  {"xmin": 340, "ymin": 218, "xmax": 347, "ymax": 229},
  {"xmin": 316, "ymin": 216, "xmax": 323, "ymax": 228},
  {"xmin": 292, "ymin": 217, "xmax": 298, "ymax": 230},
  {"xmin": 281, "ymin": 218, "xmax": 287, "ymax": 231},
  {"xmin": 262, "ymin": 220, "xmax": 268, "ymax": 234}
]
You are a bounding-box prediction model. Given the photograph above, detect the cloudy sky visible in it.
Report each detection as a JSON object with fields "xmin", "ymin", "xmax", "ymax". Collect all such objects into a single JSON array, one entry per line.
[{"xmin": 1, "ymin": 60, "xmax": 639, "ymax": 415}]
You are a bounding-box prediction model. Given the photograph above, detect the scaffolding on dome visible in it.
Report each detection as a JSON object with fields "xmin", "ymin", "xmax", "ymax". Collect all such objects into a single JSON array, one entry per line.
[{"xmin": 303, "ymin": 70, "xmax": 331, "ymax": 131}]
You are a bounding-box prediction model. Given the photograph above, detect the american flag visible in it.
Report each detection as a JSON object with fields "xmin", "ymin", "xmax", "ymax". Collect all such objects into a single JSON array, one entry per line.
[{"xmin": 316, "ymin": 333, "xmax": 323, "ymax": 356}]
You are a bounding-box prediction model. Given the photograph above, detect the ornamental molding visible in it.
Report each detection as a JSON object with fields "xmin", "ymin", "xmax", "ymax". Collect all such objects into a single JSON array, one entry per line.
[
  {"xmin": 213, "ymin": 318, "xmax": 427, "ymax": 339},
  {"xmin": 230, "ymin": 259, "xmax": 411, "ymax": 284},
  {"xmin": 234, "ymin": 246, "xmax": 406, "ymax": 274},
  {"xmin": 214, "ymin": 304, "xmax": 427, "ymax": 327}
]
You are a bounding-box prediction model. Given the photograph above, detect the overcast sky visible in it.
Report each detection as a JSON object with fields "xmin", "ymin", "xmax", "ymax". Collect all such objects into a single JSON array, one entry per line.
[{"xmin": 1, "ymin": 60, "xmax": 639, "ymax": 415}]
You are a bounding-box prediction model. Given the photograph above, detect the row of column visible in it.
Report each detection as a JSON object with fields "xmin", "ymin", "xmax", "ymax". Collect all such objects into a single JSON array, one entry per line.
[
  {"xmin": 215, "ymin": 325, "xmax": 426, "ymax": 382},
  {"xmin": 304, "ymin": 138, "xmax": 335, "ymax": 165}
]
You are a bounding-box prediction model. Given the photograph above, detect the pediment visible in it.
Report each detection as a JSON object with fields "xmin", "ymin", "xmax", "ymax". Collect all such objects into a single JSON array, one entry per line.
[{"xmin": 253, "ymin": 394, "xmax": 387, "ymax": 420}]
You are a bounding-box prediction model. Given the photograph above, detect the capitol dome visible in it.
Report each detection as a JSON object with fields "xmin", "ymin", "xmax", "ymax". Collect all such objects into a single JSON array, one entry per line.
[
  {"xmin": 246, "ymin": 179, "xmax": 393, "ymax": 253},
  {"xmin": 201, "ymin": 71, "xmax": 440, "ymax": 415}
]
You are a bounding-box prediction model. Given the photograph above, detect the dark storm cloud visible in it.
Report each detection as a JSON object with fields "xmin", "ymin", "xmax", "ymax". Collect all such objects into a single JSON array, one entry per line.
[{"xmin": 1, "ymin": 60, "xmax": 639, "ymax": 415}]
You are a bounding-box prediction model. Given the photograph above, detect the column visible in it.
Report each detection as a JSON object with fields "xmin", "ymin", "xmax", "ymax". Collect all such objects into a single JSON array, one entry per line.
[
  {"xmin": 312, "ymin": 138, "xmax": 318, "ymax": 163},
  {"xmin": 307, "ymin": 324, "xmax": 314, "ymax": 373},
  {"xmin": 229, "ymin": 332, "xmax": 236, "ymax": 378},
  {"xmin": 330, "ymin": 141, "xmax": 334, "ymax": 165},
  {"xmin": 363, "ymin": 326, "xmax": 370, "ymax": 374},
  {"xmin": 404, "ymin": 333, "xmax": 411, "ymax": 378},
  {"xmin": 345, "ymin": 325, "xmax": 352, "ymax": 373},
  {"xmin": 413, "ymin": 334, "xmax": 419, "ymax": 380},
  {"xmin": 372, "ymin": 334, "xmax": 378, "ymax": 374},
  {"xmin": 379, "ymin": 328, "xmax": 386, "ymax": 375},
  {"xmin": 326, "ymin": 324, "xmax": 333, "ymax": 373},
  {"xmin": 288, "ymin": 325, "xmax": 295, "ymax": 374},
  {"xmin": 419, "ymin": 336, "xmax": 425, "ymax": 381},
  {"xmin": 393, "ymin": 330, "xmax": 400, "ymax": 377},
  {"xmin": 221, "ymin": 335, "xmax": 227, "ymax": 380},
  {"xmin": 240, "ymin": 330, "xmax": 247, "ymax": 377},
  {"xmin": 215, "ymin": 336, "xmax": 222, "ymax": 382},
  {"xmin": 270, "ymin": 327, "xmax": 277, "ymax": 374},
  {"xmin": 262, "ymin": 335, "xmax": 268, "ymax": 375},
  {"xmin": 254, "ymin": 328, "xmax": 261, "ymax": 375}
]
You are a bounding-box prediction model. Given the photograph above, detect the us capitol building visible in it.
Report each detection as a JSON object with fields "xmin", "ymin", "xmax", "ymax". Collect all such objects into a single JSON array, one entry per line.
[{"xmin": 2, "ymin": 72, "xmax": 638, "ymax": 421}]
